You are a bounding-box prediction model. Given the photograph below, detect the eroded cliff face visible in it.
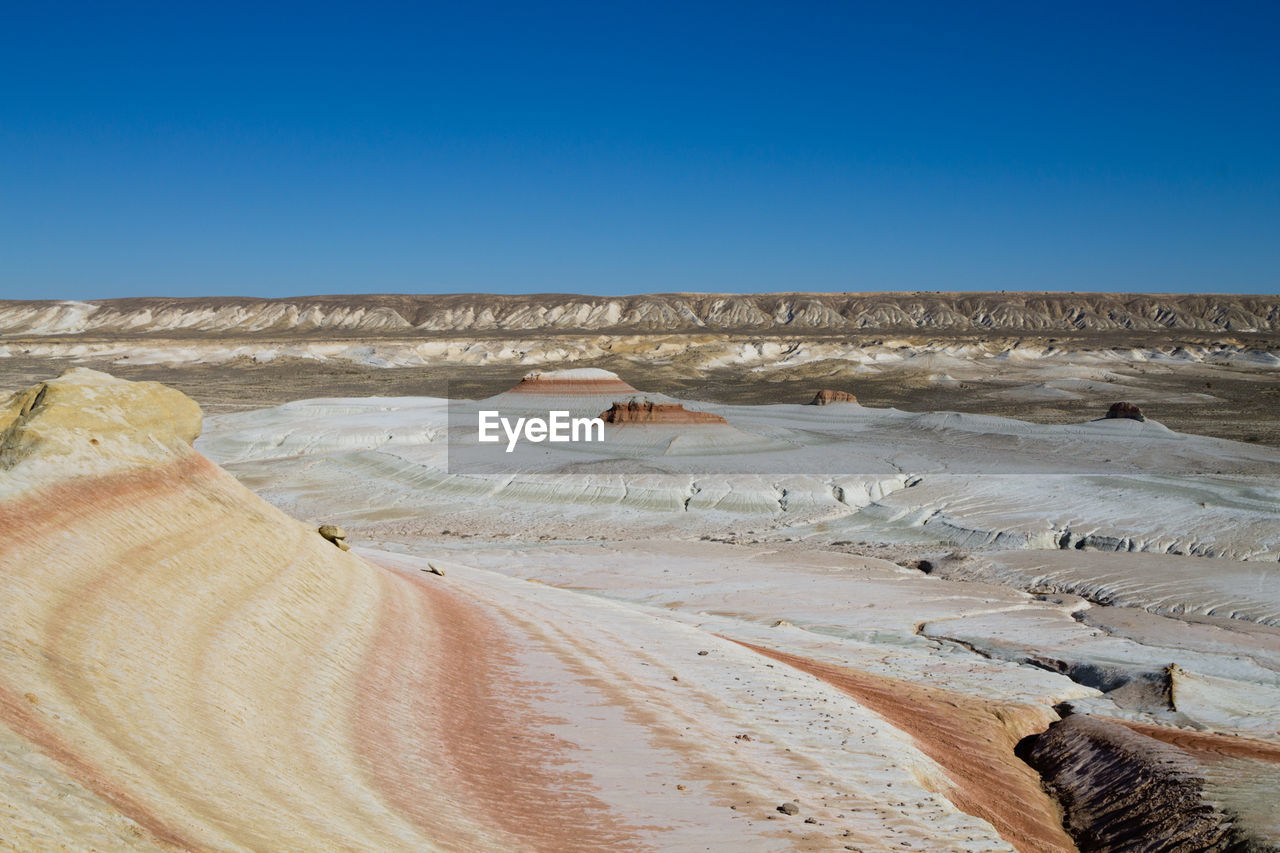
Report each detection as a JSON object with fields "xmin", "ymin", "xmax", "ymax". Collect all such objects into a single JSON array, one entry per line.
[
  {"xmin": 2, "ymin": 292, "xmax": 1278, "ymax": 336},
  {"xmin": 1020, "ymin": 714, "xmax": 1278, "ymax": 853}
]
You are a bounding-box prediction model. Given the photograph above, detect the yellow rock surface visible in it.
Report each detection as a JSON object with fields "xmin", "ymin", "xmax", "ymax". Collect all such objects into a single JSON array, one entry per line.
[{"xmin": 1, "ymin": 368, "xmax": 201, "ymax": 479}]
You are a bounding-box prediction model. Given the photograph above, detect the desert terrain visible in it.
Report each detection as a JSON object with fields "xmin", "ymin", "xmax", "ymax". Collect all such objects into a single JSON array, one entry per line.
[
  {"xmin": 1, "ymin": 293, "xmax": 1278, "ymax": 851},
  {"xmin": 3, "ymin": 293, "xmax": 1279, "ymax": 445}
]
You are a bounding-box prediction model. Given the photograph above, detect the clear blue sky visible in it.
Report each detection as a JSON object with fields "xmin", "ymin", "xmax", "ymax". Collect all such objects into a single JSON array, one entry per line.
[{"xmin": 2, "ymin": 1, "xmax": 1277, "ymax": 299}]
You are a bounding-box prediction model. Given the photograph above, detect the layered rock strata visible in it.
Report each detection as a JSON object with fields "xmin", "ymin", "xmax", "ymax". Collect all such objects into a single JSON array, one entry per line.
[
  {"xmin": 507, "ymin": 367, "xmax": 639, "ymax": 396},
  {"xmin": 0, "ymin": 370, "xmax": 629, "ymax": 850},
  {"xmin": 598, "ymin": 399, "xmax": 728, "ymax": 425},
  {"xmin": 808, "ymin": 389, "xmax": 858, "ymax": 405},
  {"xmin": 3, "ymin": 293, "xmax": 1278, "ymax": 335}
]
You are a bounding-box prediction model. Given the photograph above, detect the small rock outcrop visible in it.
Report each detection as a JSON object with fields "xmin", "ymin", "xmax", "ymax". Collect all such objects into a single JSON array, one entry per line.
[
  {"xmin": 807, "ymin": 389, "xmax": 858, "ymax": 406},
  {"xmin": 1, "ymin": 368, "xmax": 202, "ymax": 473},
  {"xmin": 598, "ymin": 400, "xmax": 727, "ymax": 425},
  {"xmin": 1105, "ymin": 401, "xmax": 1146, "ymax": 422},
  {"xmin": 318, "ymin": 524, "xmax": 350, "ymax": 550}
]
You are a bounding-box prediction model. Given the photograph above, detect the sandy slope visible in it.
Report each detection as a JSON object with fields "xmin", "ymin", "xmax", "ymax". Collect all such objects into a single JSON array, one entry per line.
[
  {"xmin": 0, "ymin": 371, "xmax": 639, "ymax": 850},
  {"xmin": 733, "ymin": 641, "xmax": 1074, "ymax": 853}
]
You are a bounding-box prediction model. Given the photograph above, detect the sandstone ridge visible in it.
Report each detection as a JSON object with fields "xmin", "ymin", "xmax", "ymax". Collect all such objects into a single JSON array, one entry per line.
[
  {"xmin": 3, "ymin": 292, "xmax": 1278, "ymax": 336},
  {"xmin": 0, "ymin": 371, "xmax": 620, "ymax": 850}
]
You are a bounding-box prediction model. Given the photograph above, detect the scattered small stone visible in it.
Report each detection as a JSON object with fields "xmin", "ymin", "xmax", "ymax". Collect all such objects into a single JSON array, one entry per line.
[
  {"xmin": 671, "ymin": 675, "xmax": 679, "ymax": 681},
  {"xmin": 318, "ymin": 524, "xmax": 350, "ymax": 549},
  {"xmin": 734, "ymin": 733, "xmax": 752, "ymax": 741},
  {"xmin": 24, "ymin": 693, "xmax": 38, "ymax": 705},
  {"xmin": 777, "ymin": 802, "xmax": 800, "ymax": 816},
  {"xmin": 697, "ymin": 650, "xmax": 709, "ymax": 656},
  {"xmin": 804, "ymin": 817, "xmax": 817, "ymax": 824},
  {"xmin": 676, "ymin": 784, "xmax": 686, "ymax": 791},
  {"xmin": 317, "ymin": 524, "xmax": 346, "ymax": 541},
  {"xmin": 426, "ymin": 563, "xmax": 446, "ymax": 576}
]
